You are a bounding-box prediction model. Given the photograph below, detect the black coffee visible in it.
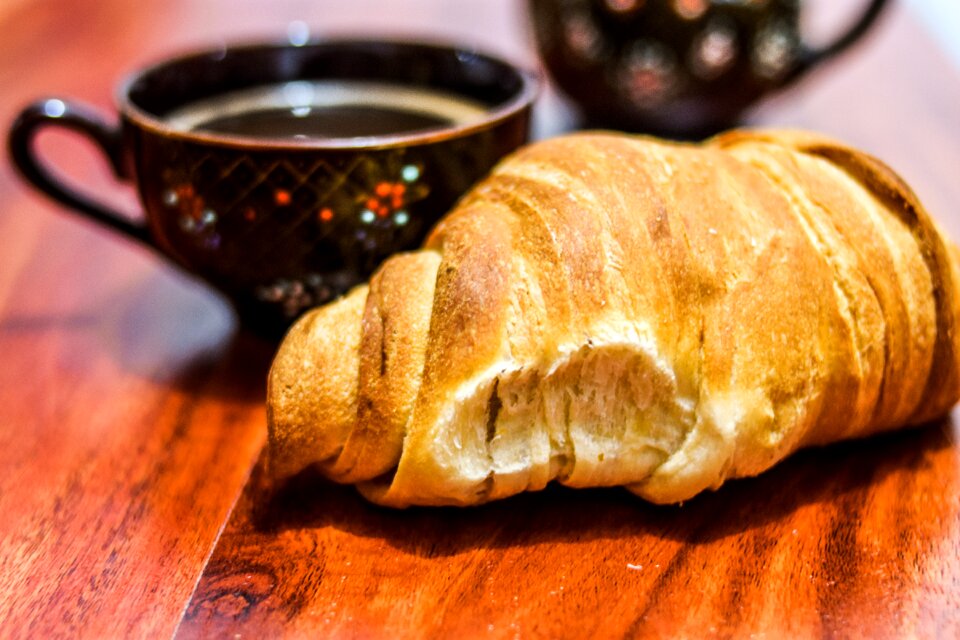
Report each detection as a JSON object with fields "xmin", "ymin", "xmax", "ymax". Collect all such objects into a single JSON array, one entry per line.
[
  {"xmin": 166, "ymin": 80, "xmax": 488, "ymax": 140},
  {"xmin": 194, "ymin": 104, "xmax": 452, "ymax": 138}
]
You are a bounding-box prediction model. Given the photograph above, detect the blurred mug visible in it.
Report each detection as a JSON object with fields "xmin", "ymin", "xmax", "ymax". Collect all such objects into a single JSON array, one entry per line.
[
  {"xmin": 529, "ymin": 0, "xmax": 891, "ymax": 138},
  {"xmin": 9, "ymin": 39, "xmax": 538, "ymax": 336}
]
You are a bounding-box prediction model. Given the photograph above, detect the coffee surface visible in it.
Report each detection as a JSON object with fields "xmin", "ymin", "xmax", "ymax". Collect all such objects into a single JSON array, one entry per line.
[
  {"xmin": 193, "ymin": 105, "xmax": 452, "ymax": 138},
  {"xmin": 165, "ymin": 80, "xmax": 489, "ymax": 139}
]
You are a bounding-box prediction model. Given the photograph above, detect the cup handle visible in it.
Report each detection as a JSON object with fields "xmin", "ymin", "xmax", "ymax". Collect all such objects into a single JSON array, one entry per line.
[
  {"xmin": 8, "ymin": 98, "xmax": 153, "ymax": 246},
  {"xmin": 790, "ymin": 0, "xmax": 892, "ymax": 80}
]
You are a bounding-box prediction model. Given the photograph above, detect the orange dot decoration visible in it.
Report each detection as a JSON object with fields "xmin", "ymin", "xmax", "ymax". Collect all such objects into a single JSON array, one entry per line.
[
  {"xmin": 318, "ymin": 207, "xmax": 334, "ymax": 222},
  {"xmin": 274, "ymin": 189, "xmax": 292, "ymax": 206},
  {"xmin": 176, "ymin": 184, "xmax": 195, "ymax": 198},
  {"xmin": 361, "ymin": 180, "xmax": 410, "ymax": 220}
]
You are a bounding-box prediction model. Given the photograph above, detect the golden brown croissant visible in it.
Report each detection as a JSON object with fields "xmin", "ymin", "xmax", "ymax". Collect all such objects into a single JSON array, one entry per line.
[{"xmin": 266, "ymin": 130, "xmax": 960, "ymax": 508}]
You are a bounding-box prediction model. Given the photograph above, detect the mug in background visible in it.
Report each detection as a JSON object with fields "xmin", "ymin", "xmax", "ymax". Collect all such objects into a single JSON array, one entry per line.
[
  {"xmin": 529, "ymin": 0, "xmax": 890, "ymax": 138},
  {"xmin": 9, "ymin": 39, "xmax": 538, "ymax": 335}
]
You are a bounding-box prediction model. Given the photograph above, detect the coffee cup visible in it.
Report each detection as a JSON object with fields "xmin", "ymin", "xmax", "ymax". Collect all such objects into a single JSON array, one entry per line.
[
  {"xmin": 529, "ymin": 0, "xmax": 890, "ymax": 138},
  {"xmin": 9, "ymin": 39, "xmax": 538, "ymax": 335}
]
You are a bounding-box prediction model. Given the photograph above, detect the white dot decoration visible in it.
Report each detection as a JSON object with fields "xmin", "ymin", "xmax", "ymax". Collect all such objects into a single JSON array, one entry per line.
[
  {"xmin": 752, "ymin": 20, "xmax": 797, "ymax": 79},
  {"xmin": 360, "ymin": 209, "xmax": 376, "ymax": 225},
  {"xmin": 690, "ymin": 21, "xmax": 738, "ymax": 79}
]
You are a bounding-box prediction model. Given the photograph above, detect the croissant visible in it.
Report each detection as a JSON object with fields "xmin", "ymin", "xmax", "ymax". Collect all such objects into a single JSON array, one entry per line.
[{"xmin": 266, "ymin": 130, "xmax": 960, "ymax": 508}]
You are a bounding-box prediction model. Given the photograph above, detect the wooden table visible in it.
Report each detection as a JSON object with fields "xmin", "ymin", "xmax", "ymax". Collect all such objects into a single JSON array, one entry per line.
[{"xmin": 1, "ymin": 1, "xmax": 958, "ymax": 638}]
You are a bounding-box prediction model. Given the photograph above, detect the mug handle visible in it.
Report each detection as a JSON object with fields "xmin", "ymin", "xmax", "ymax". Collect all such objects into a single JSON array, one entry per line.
[
  {"xmin": 8, "ymin": 98, "xmax": 153, "ymax": 246},
  {"xmin": 791, "ymin": 0, "xmax": 892, "ymax": 80}
]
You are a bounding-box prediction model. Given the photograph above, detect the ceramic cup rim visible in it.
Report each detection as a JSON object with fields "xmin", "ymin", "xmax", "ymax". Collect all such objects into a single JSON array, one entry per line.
[{"xmin": 115, "ymin": 37, "xmax": 540, "ymax": 151}]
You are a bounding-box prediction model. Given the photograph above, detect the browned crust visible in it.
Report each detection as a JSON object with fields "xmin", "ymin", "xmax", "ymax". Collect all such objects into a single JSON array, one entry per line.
[{"xmin": 267, "ymin": 130, "xmax": 960, "ymax": 507}]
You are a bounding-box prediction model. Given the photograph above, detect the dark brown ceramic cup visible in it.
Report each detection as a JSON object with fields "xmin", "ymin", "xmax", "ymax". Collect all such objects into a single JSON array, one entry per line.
[
  {"xmin": 529, "ymin": 0, "xmax": 890, "ymax": 138},
  {"xmin": 9, "ymin": 39, "xmax": 538, "ymax": 335}
]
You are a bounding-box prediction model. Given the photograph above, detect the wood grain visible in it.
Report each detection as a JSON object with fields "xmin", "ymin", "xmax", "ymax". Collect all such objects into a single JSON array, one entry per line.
[
  {"xmin": 0, "ymin": 1, "xmax": 274, "ymax": 637},
  {"xmin": 1, "ymin": 0, "xmax": 959, "ymax": 638},
  {"xmin": 0, "ymin": 178, "xmax": 273, "ymax": 637},
  {"xmin": 179, "ymin": 419, "xmax": 959, "ymax": 639}
]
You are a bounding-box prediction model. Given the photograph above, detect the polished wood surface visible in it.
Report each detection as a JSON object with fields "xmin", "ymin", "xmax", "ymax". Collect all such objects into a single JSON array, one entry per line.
[{"xmin": 1, "ymin": 1, "xmax": 958, "ymax": 638}]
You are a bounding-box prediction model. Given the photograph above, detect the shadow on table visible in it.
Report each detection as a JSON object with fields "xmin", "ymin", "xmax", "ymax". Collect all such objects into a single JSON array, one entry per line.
[
  {"xmin": 251, "ymin": 416, "xmax": 957, "ymax": 553},
  {"xmin": 0, "ymin": 265, "xmax": 277, "ymax": 402}
]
